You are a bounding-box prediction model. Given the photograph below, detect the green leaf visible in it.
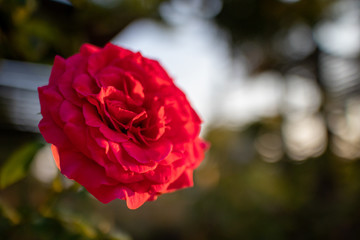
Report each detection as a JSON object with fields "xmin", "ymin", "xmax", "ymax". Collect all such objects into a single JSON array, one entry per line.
[
  {"xmin": 0, "ymin": 198, "xmax": 21, "ymax": 224},
  {"xmin": 0, "ymin": 141, "xmax": 44, "ymax": 189}
]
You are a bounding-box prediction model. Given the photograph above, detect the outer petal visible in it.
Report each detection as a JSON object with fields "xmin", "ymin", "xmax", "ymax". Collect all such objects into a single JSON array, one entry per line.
[
  {"xmin": 56, "ymin": 149, "xmax": 116, "ymax": 188},
  {"xmin": 38, "ymin": 118, "xmax": 69, "ymax": 148},
  {"xmin": 145, "ymin": 159, "xmax": 186, "ymax": 184},
  {"xmin": 58, "ymin": 68, "xmax": 82, "ymax": 106},
  {"xmin": 141, "ymin": 58, "xmax": 173, "ymax": 88},
  {"xmin": 38, "ymin": 86, "xmax": 64, "ymax": 127},
  {"xmin": 122, "ymin": 139, "xmax": 172, "ymax": 164},
  {"xmin": 104, "ymin": 162, "xmax": 144, "ymax": 183},
  {"xmin": 88, "ymin": 43, "xmax": 132, "ymax": 77},
  {"xmin": 186, "ymin": 138, "xmax": 209, "ymax": 168},
  {"xmin": 73, "ymin": 73, "xmax": 100, "ymax": 97},
  {"xmin": 85, "ymin": 184, "xmax": 151, "ymax": 209},
  {"xmin": 80, "ymin": 43, "xmax": 100, "ymax": 56},
  {"xmin": 49, "ymin": 56, "xmax": 66, "ymax": 86},
  {"xmin": 166, "ymin": 169, "xmax": 194, "ymax": 192},
  {"xmin": 109, "ymin": 141, "xmax": 157, "ymax": 173},
  {"xmin": 38, "ymin": 86, "xmax": 69, "ymax": 148},
  {"xmin": 124, "ymin": 188, "xmax": 152, "ymax": 209},
  {"xmin": 51, "ymin": 144, "xmax": 61, "ymax": 170}
]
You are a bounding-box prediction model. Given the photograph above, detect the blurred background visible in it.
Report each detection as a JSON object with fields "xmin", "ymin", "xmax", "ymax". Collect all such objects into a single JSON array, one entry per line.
[{"xmin": 1, "ymin": 0, "xmax": 360, "ymax": 239}]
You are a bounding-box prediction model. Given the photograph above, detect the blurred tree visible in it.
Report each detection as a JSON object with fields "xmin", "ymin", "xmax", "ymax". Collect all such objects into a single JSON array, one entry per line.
[
  {"xmin": 191, "ymin": 122, "xmax": 360, "ymax": 239},
  {"xmin": 215, "ymin": 0, "xmax": 336, "ymax": 73},
  {"xmin": 0, "ymin": 0, "xmax": 166, "ymax": 63}
]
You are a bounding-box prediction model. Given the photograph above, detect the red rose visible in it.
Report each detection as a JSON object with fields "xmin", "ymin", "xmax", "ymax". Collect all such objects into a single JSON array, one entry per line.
[{"xmin": 38, "ymin": 43, "xmax": 208, "ymax": 209}]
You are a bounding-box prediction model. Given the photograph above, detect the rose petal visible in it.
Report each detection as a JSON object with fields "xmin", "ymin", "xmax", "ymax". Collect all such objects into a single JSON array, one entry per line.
[
  {"xmin": 122, "ymin": 139, "xmax": 172, "ymax": 164},
  {"xmin": 63, "ymin": 122, "xmax": 88, "ymax": 155},
  {"xmin": 58, "ymin": 68, "xmax": 82, "ymax": 106},
  {"xmin": 166, "ymin": 169, "xmax": 193, "ymax": 192},
  {"xmin": 38, "ymin": 118, "xmax": 70, "ymax": 148},
  {"xmin": 159, "ymin": 151, "xmax": 183, "ymax": 165},
  {"xmin": 97, "ymin": 66, "xmax": 145, "ymax": 105},
  {"xmin": 51, "ymin": 144, "xmax": 61, "ymax": 170},
  {"xmin": 141, "ymin": 58, "xmax": 173, "ymax": 87},
  {"xmin": 85, "ymin": 184, "xmax": 151, "ymax": 209},
  {"xmin": 141, "ymin": 106, "xmax": 166, "ymax": 141},
  {"xmin": 83, "ymin": 103, "xmax": 103, "ymax": 127},
  {"xmin": 186, "ymin": 138, "xmax": 209, "ymax": 168},
  {"xmin": 85, "ymin": 184, "xmax": 126, "ymax": 204},
  {"xmin": 150, "ymin": 182, "xmax": 171, "ymax": 193},
  {"xmin": 88, "ymin": 43, "xmax": 132, "ymax": 77},
  {"xmin": 56, "ymin": 149, "xmax": 116, "ymax": 188},
  {"xmin": 88, "ymin": 127, "xmax": 109, "ymax": 153},
  {"xmin": 104, "ymin": 162, "xmax": 144, "ymax": 183},
  {"xmin": 109, "ymin": 141, "xmax": 157, "ymax": 173},
  {"xmin": 107, "ymin": 100, "xmax": 137, "ymax": 123},
  {"xmin": 38, "ymin": 86, "xmax": 64, "ymax": 127},
  {"xmin": 59, "ymin": 100, "xmax": 82, "ymax": 124},
  {"xmin": 49, "ymin": 56, "xmax": 66, "ymax": 86},
  {"xmin": 73, "ymin": 73, "xmax": 99, "ymax": 97},
  {"xmin": 80, "ymin": 43, "xmax": 100, "ymax": 56},
  {"xmin": 99, "ymin": 125, "xmax": 128, "ymax": 142},
  {"xmin": 145, "ymin": 159, "xmax": 186, "ymax": 184}
]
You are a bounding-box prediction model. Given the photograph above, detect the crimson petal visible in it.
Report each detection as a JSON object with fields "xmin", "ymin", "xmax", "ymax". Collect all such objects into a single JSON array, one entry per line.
[{"xmin": 122, "ymin": 139, "xmax": 172, "ymax": 164}]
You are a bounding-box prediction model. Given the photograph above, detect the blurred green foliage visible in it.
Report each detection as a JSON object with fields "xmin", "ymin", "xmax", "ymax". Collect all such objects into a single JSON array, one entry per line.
[
  {"xmin": 197, "ymin": 123, "xmax": 360, "ymax": 239},
  {"xmin": 0, "ymin": 0, "xmax": 165, "ymax": 63},
  {"xmin": 0, "ymin": 174, "xmax": 131, "ymax": 240},
  {"xmin": 0, "ymin": 141, "xmax": 43, "ymax": 189}
]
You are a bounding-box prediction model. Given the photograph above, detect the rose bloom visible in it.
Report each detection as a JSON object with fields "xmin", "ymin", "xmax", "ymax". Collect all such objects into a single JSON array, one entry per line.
[{"xmin": 38, "ymin": 43, "xmax": 208, "ymax": 209}]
